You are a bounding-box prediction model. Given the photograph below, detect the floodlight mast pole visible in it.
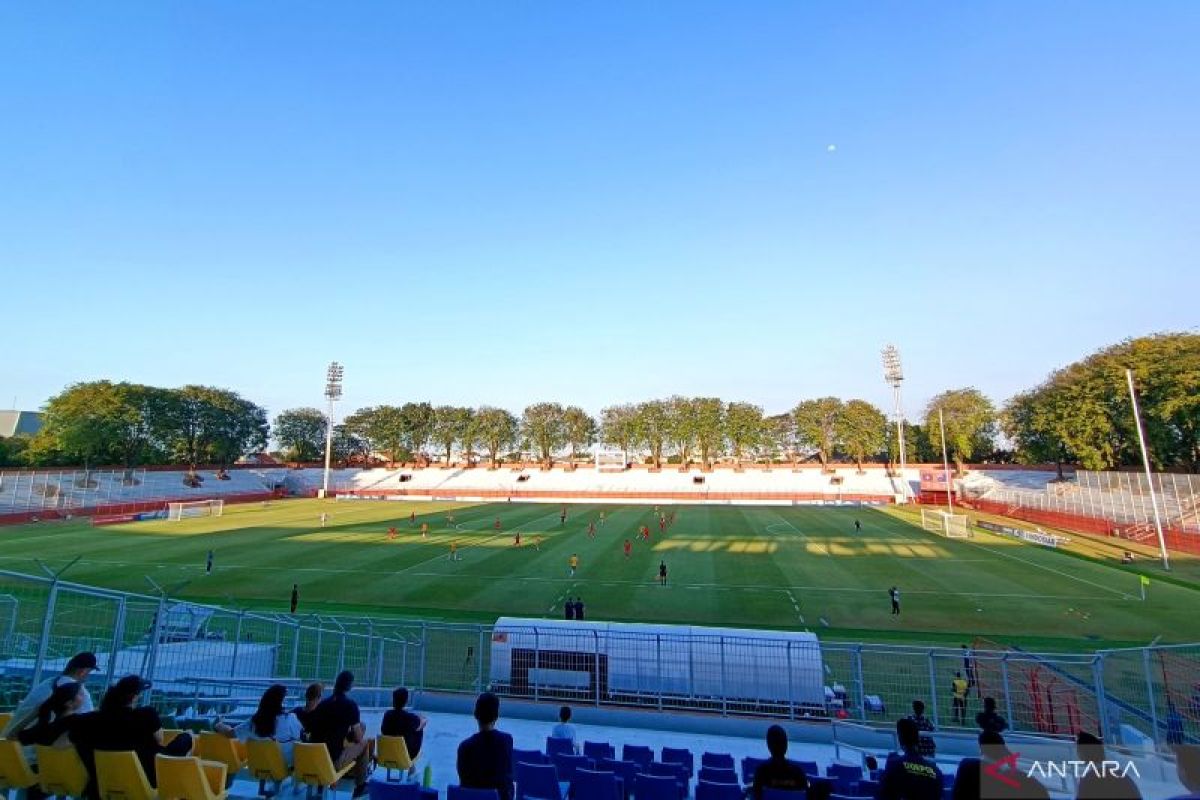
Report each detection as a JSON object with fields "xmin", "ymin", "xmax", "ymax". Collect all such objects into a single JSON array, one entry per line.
[
  {"xmin": 322, "ymin": 362, "xmax": 344, "ymax": 498},
  {"xmin": 882, "ymin": 345, "xmax": 908, "ymax": 502},
  {"xmin": 938, "ymin": 408, "xmax": 954, "ymax": 513},
  {"xmin": 1125, "ymin": 368, "xmax": 1170, "ymax": 571}
]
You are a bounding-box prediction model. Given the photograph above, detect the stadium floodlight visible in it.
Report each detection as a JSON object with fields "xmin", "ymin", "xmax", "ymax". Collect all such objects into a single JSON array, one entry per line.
[
  {"xmin": 1126, "ymin": 369, "xmax": 1170, "ymax": 571},
  {"xmin": 881, "ymin": 345, "xmax": 909, "ymax": 501},
  {"xmin": 322, "ymin": 362, "xmax": 344, "ymax": 497}
]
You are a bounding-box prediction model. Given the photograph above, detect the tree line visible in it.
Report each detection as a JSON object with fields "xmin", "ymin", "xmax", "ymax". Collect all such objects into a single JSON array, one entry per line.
[{"xmin": 2, "ymin": 333, "xmax": 1195, "ymax": 473}]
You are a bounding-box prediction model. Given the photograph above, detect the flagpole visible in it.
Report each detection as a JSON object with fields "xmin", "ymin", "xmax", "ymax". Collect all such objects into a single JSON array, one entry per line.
[
  {"xmin": 1125, "ymin": 369, "xmax": 1170, "ymax": 571},
  {"xmin": 939, "ymin": 408, "xmax": 954, "ymax": 513}
]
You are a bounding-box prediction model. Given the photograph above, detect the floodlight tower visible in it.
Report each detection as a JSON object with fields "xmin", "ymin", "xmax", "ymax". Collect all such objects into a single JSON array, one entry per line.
[
  {"xmin": 882, "ymin": 345, "xmax": 909, "ymax": 501},
  {"xmin": 322, "ymin": 362, "xmax": 344, "ymax": 498}
]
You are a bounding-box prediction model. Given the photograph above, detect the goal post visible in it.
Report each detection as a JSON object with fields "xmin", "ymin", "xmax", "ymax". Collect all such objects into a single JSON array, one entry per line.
[
  {"xmin": 167, "ymin": 499, "xmax": 224, "ymax": 520},
  {"xmin": 921, "ymin": 507, "xmax": 971, "ymax": 538}
]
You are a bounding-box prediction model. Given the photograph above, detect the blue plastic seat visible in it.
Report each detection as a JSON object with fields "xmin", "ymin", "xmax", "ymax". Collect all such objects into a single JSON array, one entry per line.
[
  {"xmin": 740, "ymin": 758, "xmax": 766, "ymax": 785},
  {"xmin": 697, "ymin": 768, "xmax": 738, "ymax": 786},
  {"xmin": 547, "ymin": 738, "xmax": 576, "ymax": 758},
  {"xmin": 621, "ymin": 746, "xmax": 653, "ymax": 770},
  {"xmin": 516, "ymin": 762, "xmax": 565, "ymax": 800},
  {"xmin": 826, "ymin": 764, "xmax": 862, "ymax": 783},
  {"xmin": 634, "ymin": 773, "xmax": 680, "ymax": 800},
  {"xmin": 854, "ymin": 779, "xmax": 879, "ymax": 798},
  {"xmin": 448, "ymin": 787, "xmax": 500, "ymax": 800},
  {"xmin": 762, "ymin": 788, "xmax": 807, "ymax": 800},
  {"xmin": 660, "ymin": 748, "xmax": 694, "ymax": 778},
  {"xmin": 552, "ymin": 754, "xmax": 594, "ymax": 783},
  {"xmin": 597, "ymin": 759, "xmax": 639, "ymax": 793},
  {"xmin": 513, "ymin": 749, "xmax": 550, "ymax": 773},
  {"xmin": 572, "ymin": 769, "xmax": 621, "ymax": 800},
  {"xmin": 583, "ymin": 743, "xmax": 615, "ymax": 762},
  {"xmin": 700, "ymin": 753, "xmax": 734, "ymax": 772},
  {"xmin": 369, "ymin": 783, "xmax": 422, "ymax": 800},
  {"xmin": 796, "ymin": 762, "xmax": 820, "ymax": 779},
  {"xmin": 696, "ymin": 780, "xmax": 744, "ymax": 800}
]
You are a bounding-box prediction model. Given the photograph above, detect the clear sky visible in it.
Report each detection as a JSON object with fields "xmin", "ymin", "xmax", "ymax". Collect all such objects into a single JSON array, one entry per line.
[{"xmin": 2, "ymin": 1, "xmax": 1197, "ymax": 422}]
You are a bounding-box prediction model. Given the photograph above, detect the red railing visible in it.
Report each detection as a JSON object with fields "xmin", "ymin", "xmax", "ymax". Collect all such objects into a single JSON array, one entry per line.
[
  {"xmin": 337, "ymin": 487, "xmax": 895, "ymax": 503},
  {"xmin": 0, "ymin": 490, "xmax": 281, "ymax": 527}
]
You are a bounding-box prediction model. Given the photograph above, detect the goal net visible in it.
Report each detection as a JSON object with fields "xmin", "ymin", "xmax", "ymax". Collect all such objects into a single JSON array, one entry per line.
[
  {"xmin": 921, "ymin": 508, "xmax": 971, "ymax": 538},
  {"xmin": 167, "ymin": 499, "xmax": 224, "ymax": 520}
]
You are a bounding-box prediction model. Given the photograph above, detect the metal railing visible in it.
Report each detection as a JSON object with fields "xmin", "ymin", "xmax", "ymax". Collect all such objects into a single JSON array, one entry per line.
[{"xmin": 1, "ymin": 568, "xmax": 1197, "ymax": 752}]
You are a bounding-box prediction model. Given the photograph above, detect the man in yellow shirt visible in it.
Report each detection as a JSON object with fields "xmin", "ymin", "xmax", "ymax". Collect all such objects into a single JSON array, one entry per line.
[
  {"xmin": 569, "ymin": 554, "xmax": 579, "ymax": 577},
  {"xmin": 951, "ymin": 671, "xmax": 969, "ymax": 726}
]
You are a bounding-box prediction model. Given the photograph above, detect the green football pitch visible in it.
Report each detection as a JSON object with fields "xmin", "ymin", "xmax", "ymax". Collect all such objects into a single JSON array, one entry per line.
[{"xmin": 2, "ymin": 499, "xmax": 1198, "ymax": 650}]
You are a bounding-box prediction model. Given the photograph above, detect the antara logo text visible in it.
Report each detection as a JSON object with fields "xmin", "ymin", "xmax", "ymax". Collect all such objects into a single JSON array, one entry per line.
[{"xmin": 983, "ymin": 751, "xmax": 1140, "ymax": 788}]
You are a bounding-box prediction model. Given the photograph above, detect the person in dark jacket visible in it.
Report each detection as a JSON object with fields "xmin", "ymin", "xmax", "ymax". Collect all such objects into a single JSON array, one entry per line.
[
  {"xmin": 457, "ymin": 692, "xmax": 514, "ymax": 800},
  {"xmin": 879, "ymin": 718, "xmax": 943, "ymax": 800},
  {"xmin": 975, "ymin": 697, "xmax": 1009, "ymax": 735},
  {"xmin": 751, "ymin": 725, "xmax": 810, "ymax": 799},
  {"xmin": 1075, "ymin": 732, "xmax": 1141, "ymax": 800}
]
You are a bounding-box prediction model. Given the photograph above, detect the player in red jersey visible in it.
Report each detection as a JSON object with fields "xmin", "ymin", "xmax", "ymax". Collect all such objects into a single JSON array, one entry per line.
[
  {"xmin": 514, "ymin": 531, "xmax": 522, "ymax": 547},
  {"xmin": 388, "ymin": 526, "xmax": 397, "ymax": 541},
  {"xmin": 494, "ymin": 517, "xmax": 502, "ymax": 532},
  {"xmin": 588, "ymin": 521, "xmax": 596, "ymax": 539},
  {"xmin": 623, "ymin": 539, "xmax": 632, "ymax": 558}
]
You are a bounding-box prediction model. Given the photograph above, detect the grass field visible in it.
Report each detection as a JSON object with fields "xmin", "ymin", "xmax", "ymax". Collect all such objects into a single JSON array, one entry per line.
[{"xmin": 2, "ymin": 499, "xmax": 1198, "ymax": 650}]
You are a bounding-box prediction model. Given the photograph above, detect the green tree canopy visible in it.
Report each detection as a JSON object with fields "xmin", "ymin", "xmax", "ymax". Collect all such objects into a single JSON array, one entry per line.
[
  {"xmin": 432, "ymin": 405, "xmax": 474, "ymax": 464},
  {"xmin": 274, "ymin": 408, "xmax": 328, "ymax": 462},
  {"xmin": 562, "ymin": 406, "xmax": 597, "ymax": 463},
  {"xmin": 599, "ymin": 404, "xmax": 638, "ymax": 460},
  {"xmin": 521, "ymin": 402, "xmax": 567, "ymax": 467},
  {"xmin": 836, "ymin": 399, "xmax": 887, "ymax": 471},
  {"xmin": 476, "ymin": 406, "xmax": 518, "ymax": 468},
  {"xmin": 793, "ymin": 397, "xmax": 844, "ymax": 467},
  {"xmin": 724, "ymin": 401, "xmax": 764, "ymax": 465},
  {"xmin": 924, "ymin": 388, "xmax": 996, "ymax": 473},
  {"xmin": 633, "ymin": 400, "xmax": 670, "ymax": 468}
]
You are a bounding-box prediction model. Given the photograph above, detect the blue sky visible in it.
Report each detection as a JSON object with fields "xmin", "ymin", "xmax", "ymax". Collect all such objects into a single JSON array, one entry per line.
[{"xmin": 2, "ymin": 1, "xmax": 1197, "ymax": 421}]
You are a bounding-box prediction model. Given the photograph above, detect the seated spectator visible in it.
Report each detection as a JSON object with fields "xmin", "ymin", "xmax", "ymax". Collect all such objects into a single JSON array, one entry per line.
[
  {"xmin": 16, "ymin": 682, "xmax": 88, "ymax": 748},
  {"xmin": 951, "ymin": 731, "xmax": 1048, "ymax": 800},
  {"xmin": 879, "ymin": 717, "xmax": 943, "ymax": 800},
  {"xmin": 1076, "ymin": 732, "xmax": 1141, "ymax": 800},
  {"xmin": 550, "ymin": 706, "xmax": 579, "ymax": 754},
  {"xmin": 72, "ymin": 675, "xmax": 192, "ymax": 787},
  {"xmin": 1169, "ymin": 744, "xmax": 1200, "ymax": 800},
  {"xmin": 908, "ymin": 700, "xmax": 936, "ymax": 757},
  {"xmin": 293, "ymin": 682, "xmax": 324, "ymax": 734},
  {"xmin": 2, "ymin": 652, "xmax": 97, "ymax": 738},
  {"xmin": 305, "ymin": 671, "xmax": 371, "ymax": 798},
  {"xmin": 457, "ymin": 692, "xmax": 514, "ymax": 800},
  {"xmin": 751, "ymin": 725, "xmax": 809, "ymax": 799},
  {"xmin": 214, "ymin": 684, "xmax": 303, "ymax": 767},
  {"xmin": 381, "ymin": 687, "xmax": 427, "ymax": 770},
  {"xmin": 975, "ymin": 697, "xmax": 1008, "ymax": 735}
]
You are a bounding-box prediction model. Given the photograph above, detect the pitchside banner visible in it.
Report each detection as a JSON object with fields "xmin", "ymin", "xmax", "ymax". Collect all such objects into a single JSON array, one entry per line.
[
  {"xmin": 919, "ymin": 469, "xmax": 952, "ymax": 491},
  {"xmin": 977, "ymin": 519, "xmax": 1070, "ymax": 548}
]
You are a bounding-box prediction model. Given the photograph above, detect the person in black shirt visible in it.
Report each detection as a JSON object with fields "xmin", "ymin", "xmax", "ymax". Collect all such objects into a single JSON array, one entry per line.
[
  {"xmin": 975, "ymin": 697, "xmax": 1008, "ymax": 735},
  {"xmin": 952, "ymin": 731, "xmax": 1048, "ymax": 800},
  {"xmin": 751, "ymin": 725, "xmax": 810, "ymax": 800},
  {"xmin": 565, "ymin": 598, "xmax": 575, "ymax": 620},
  {"xmin": 1075, "ymin": 732, "xmax": 1142, "ymax": 800},
  {"xmin": 381, "ymin": 687, "xmax": 426, "ymax": 771},
  {"xmin": 290, "ymin": 585, "xmax": 299, "ymax": 614},
  {"xmin": 457, "ymin": 692, "xmax": 514, "ymax": 800},
  {"xmin": 907, "ymin": 700, "xmax": 936, "ymax": 758},
  {"xmin": 72, "ymin": 674, "xmax": 192, "ymax": 788},
  {"xmin": 305, "ymin": 671, "xmax": 371, "ymax": 798},
  {"xmin": 17, "ymin": 682, "xmax": 88, "ymax": 748},
  {"xmin": 293, "ymin": 682, "xmax": 323, "ymax": 735},
  {"xmin": 879, "ymin": 717, "xmax": 943, "ymax": 800},
  {"xmin": 574, "ymin": 598, "xmax": 585, "ymax": 620}
]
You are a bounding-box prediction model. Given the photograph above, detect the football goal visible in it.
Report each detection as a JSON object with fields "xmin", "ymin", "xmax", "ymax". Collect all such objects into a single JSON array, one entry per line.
[
  {"xmin": 167, "ymin": 499, "xmax": 224, "ymax": 520},
  {"xmin": 921, "ymin": 507, "xmax": 971, "ymax": 538}
]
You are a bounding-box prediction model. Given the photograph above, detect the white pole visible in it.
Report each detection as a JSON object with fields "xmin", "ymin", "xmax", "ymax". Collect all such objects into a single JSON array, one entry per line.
[
  {"xmin": 322, "ymin": 395, "xmax": 335, "ymax": 497},
  {"xmin": 895, "ymin": 384, "xmax": 908, "ymax": 501},
  {"xmin": 1125, "ymin": 369, "xmax": 1170, "ymax": 571},
  {"xmin": 939, "ymin": 408, "xmax": 954, "ymax": 513}
]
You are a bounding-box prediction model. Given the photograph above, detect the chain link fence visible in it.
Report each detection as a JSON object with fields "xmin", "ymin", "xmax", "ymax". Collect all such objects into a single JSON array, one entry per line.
[{"xmin": 1, "ymin": 569, "xmax": 1196, "ymax": 751}]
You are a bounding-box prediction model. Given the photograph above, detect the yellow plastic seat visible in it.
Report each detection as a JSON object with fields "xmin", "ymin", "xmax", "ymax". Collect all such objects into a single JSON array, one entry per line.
[
  {"xmin": 95, "ymin": 750, "xmax": 157, "ymax": 800},
  {"xmin": 0, "ymin": 739, "xmax": 38, "ymax": 793},
  {"xmin": 162, "ymin": 730, "xmax": 193, "ymax": 755},
  {"xmin": 293, "ymin": 743, "xmax": 353, "ymax": 800},
  {"xmin": 155, "ymin": 755, "xmax": 228, "ymax": 800},
  {"xmin": 0, "ymin": 712, "xmax": 13, "ymax": 732},
  {"xmin": 376, "ymin": 736, "xmax": 416, "ymax": 782},
  {"xmin": 36, "ymin": 744, "xmax": 90, "ymax": 798},
  {"xmin": 196, "ymin": 733, "xmax": 246, "ymax": 777},
  {"xmin": 245, "ymin": 739, "xmax": 292, "ymax": 796}
]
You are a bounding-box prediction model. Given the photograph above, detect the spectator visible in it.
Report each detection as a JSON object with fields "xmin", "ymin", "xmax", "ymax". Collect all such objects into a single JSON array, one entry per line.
[
  {"xmin": 751, "ymin": 725, "xmax": 809, "ymax": 800},
  {"xmin": 305, "ymin": 671, "xmax": 372, "ymax": 798},
  {"xmin": 1076, "ymin": 732, "xmax": 1141, "ymax": 800},
  {"xmin": 975, "ymin": 697, "xmax": 1008, "ymax": 735},
  {"xmin": 15, "ymin": 681, "xmax": 90, "ymax": 800},
  {"xmin": 574, "ymin": 598, "xmax": 586, "ymax": 620},
  {"xmin": 214, "ymin": 684, "xmax": 303, "ymax": 767},
  {"xmin": 1169, "ymin": 744, "xmax": 1200, "ymax": 800},
  {"xmin": 565, "ymin": 598, "xmax": 575, "ymax": 620},
  {"xmin": 908, "ymin": 700, "xmax": 936, "ymax": 757},
  {"xmin": 293, "ymin": 682, "xmax": 324, "ymax": 733},
  {"xmin": 1, "ymin": 652, "xmax": 97, "ymax": 738},
  {"xmin": 457, "ymin": 692, "xmax": 514, "ymax": 800},
  {"xmin": 381, "ymin": 687, "xmax": 427, "ymax": 770},
  {"xmin": 550, "ymin": 706, "xmax": 578, "ymax": 754},
  {"xmin": 879, "ymin": 718, "xmax": 943, "ymax": 800},
  {"xmin": 72, "ymin": 674, "xmax": 192, "ymax": 787},
  {"xmin": 951, "ymin": 731, "xmax": 1048, "ymax": 800}
]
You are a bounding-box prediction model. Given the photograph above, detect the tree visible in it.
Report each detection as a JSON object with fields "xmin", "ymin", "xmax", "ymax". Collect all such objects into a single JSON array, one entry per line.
[
  {"xmin": 632, "ymin": 400, "xmax": 670, "ymax": 468},
  {"xmin": 37, "ymin": 381, "xmax": 125, "ymax": 469},
  {"xmin": 331, "ymin": 424, "xmax": 369, "ymax": 463},
  {"xmin": 924, "ymin": 388, "xmax": 996, "ymax": 473},
  {"xmin": 600, "ymin": 404, "xmax": 639, "ymax": 461},
  {"xmin": 836, "ymin": 399, "xmax": 887, "ymax": 472},
  {"xmin": 521, "ymin": 402, "xmax": 567, "ymax": 467},
  {"xmin": 562, "ymin": 406, "xmax": 597, "ymax": 464},
  {"xmin": 765, "ymin": 413, "xmax": 798, "ymax": 465},
  {"xmin": 343, "ymin": 405, "xmax": 407, "ymax": 464},
  {"xmin": 274, "ymin": 408, "xmax": 328, "ymax": 462},
  {"xmin": 475, "ymin": 406, "xmax": 518, "ymax": 468},
  {"xmin": 432, "ymin": 406, "xmax": 474, "ymax": 465},
  {"xmin": 793, "ymin": 397, "xmax": 844, "ymax": 468},
  {"xmin": 665, "ymin": 396, "xmax": 697, "ymax": 467},
  {"xmin": 0, "ymin": 436, "xmax": 29, "ymax": 467},
  {"xmin": 165, "ymin": 386, "xmax": 268, "ymax": 469},
  {"xmin": 692, "ymin": 398, "xmax": 725, "ymax": 468},
  {"xmin": 724, "ymin": 402, "xmax": 764, "ymax": 466},
  {"xmin": 399, "ymin": 402, "xmax": 435, "ymax": 460}
]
